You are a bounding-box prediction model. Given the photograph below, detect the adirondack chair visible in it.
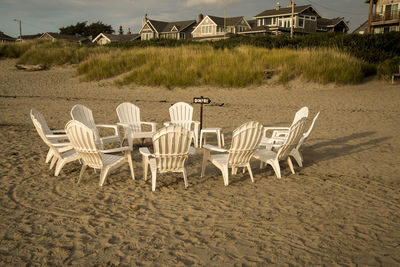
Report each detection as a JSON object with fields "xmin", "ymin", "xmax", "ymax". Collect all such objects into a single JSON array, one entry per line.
[
  {"xmin": 260, "ymin": 106, "xmax": 309, "ymax": 147},
  {"xmin": 65, "ymin": 120, "xmax": 135, "ymax": 186},
  {"xmin": 71, "ymin": 104, "xmax": 120, "ymax": 149},
  {"xmin": 201, "ymin": 121, "xmax": 263, "ymax": 186},
  {"xmin": 30, "ymin": 109, "xmax": 79, "ymax": 176},
  {"xmin": 164, "ymin": 102, "xmax": 200, "ymax": 148},
  {"xmin": 253, "ymin": 117, "xmax": 307, "ymax": 179},
  {"xmin": 116, "ymin": 102, "xmax": 157, "ymax": 145},
  {"xmin": 139, "ymin": 125, "xmax": 195, "ymax": 191},
  {"xmin": 30, "ymin": 109, "xmax": 70, "ymax": 164}
]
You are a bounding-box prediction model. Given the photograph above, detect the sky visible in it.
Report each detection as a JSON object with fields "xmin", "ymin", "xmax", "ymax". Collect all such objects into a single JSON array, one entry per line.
[{"xmin": 0, "ymin": 0, "xmax": 369, "ymax": 37}]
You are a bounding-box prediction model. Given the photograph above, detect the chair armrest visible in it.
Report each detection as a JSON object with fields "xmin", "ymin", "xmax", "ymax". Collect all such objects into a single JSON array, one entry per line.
[
  {"xmin": 264, "ymin": 126, "xmax": 289, "ymax": 132},
  {"xmin": 163, "ymin": 121, "xmax": 171, "ymax": 127},
  {"xmin": 139, "ymin": 147, "xmax": 154, "ymax": 157},
  {"xmin": 96, "ymin": 124, "xmax": 119, "ymax": 131},
  {"xmin": 52, "ymin": 142, "xmax": 71, "ymax": 147},
  {"xmin": 116, "ymin": 122, "xmax": 130, "ymax": 128},
  {"xmin": 202, "ymin": 144, "xmax": 228, "ymax": 153},
  {"xmin": 51, "ymin": 129, "xmax": 66, "ymax": 134},
  {"xmin": 100, "ymin": 146, "xmax": 131, "ymax": 154},
  {"xmin": 140, "ymin": 122, "xmax": 157, "ymax": 132},
  {"xmin": 46, "ymin": 134, "xmax": 68, "ymax": 140}
]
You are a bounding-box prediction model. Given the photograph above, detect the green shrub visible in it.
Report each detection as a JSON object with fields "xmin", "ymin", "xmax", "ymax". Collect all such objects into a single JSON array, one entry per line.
[{"xmin": 377, "ymin": 57, "xmax": 400, "ymax": 79}]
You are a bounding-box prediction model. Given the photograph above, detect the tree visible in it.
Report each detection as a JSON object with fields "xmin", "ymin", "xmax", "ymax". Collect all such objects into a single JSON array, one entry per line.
[
  {"xmin": 59, "ymin": 21, "xmax": 114, "ymax": 37},
  {"xmin": 119, "ymin": 25, "xmax": 124, "ymax": 35}
]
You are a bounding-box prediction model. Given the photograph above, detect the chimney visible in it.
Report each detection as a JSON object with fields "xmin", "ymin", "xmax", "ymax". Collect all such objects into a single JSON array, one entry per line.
[
  {"xmin": 276, "ymin": 2, "xmax": 281, "ymax": 10},
  {"xmin": 287, "ymin": 1, "xmax": 295, "ymax": 8},
  {"xmin": 198, "ymin": 13, "xmax": 204, "ymax": 23}
]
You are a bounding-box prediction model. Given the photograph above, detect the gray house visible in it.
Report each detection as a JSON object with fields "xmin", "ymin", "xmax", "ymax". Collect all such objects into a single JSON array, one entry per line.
[{"xmin": 139, "ymin": 16, "xmax": 197, "ymax": 40}]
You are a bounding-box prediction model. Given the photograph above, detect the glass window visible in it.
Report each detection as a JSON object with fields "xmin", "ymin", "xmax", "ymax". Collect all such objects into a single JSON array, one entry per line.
[
  {"xmin": 265, "ymin": 18, "xmax": 272, "ymax": 25},
  {"xmin": 298, "ymin": 18, "xmax": 304, "ymax": 28}
]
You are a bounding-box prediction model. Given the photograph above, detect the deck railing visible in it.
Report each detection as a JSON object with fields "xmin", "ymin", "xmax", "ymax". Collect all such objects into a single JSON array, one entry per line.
[{"xmin": 372, "ymin": 10, "xmax": 400, "ymax": 22}]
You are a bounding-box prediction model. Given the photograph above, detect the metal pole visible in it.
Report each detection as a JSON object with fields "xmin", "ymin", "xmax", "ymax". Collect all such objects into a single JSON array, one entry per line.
[
  {"xmin": 19, "ymin": 20, "xmax": 22, "ymax": 40},
  {"xmin": 200, "ymin": 103, "xmax": 203, "ymax": 130},
  {"xmin": 290, "ymin": 0, "xmax": 294, "ymax": 38}
]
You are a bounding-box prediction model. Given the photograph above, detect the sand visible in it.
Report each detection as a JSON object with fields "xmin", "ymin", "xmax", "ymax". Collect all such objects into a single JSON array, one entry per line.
[{"xmin": 0, "ymin": 58, "xmax": 399, "ymax": 265}]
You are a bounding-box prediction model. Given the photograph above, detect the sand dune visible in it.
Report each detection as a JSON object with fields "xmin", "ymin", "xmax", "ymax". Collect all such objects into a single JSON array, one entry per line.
[{"xmin": 0, "ymin": 59, "xmax": 399, "ymax": 265}]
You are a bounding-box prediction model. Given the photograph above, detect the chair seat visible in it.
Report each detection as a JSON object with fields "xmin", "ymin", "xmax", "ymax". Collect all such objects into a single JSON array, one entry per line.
[
  {"xmin": 60, "ymin": 149, "xmax": 78, "ymax": 159},
  {"xmin": 210, "ymin": 153, "xmax": 229, "ymax": 167},
  {"xmin": 101, "ymin": 154, "xmax": 125, "ymax": 167},
  {"xmin": 253, "ymin": 149, "xmax": 276, "ymax": 161}
]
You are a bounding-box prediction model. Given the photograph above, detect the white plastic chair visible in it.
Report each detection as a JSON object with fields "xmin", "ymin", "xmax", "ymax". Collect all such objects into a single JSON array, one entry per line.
[
  {"xmin": 116, "ymin": 102, "xmax": 157, "ymax": 145},
  {"xmin": 30, "ymin": 109, "xmax": 70, "ymax": 164},
  {"xmin": 71, "ymin": 104, "xmax": 120, "ymax": 149},
  {"xmin": 253, "ymin": 117, "xmax": 307, "ymax": 179},
  {"xmin": 30, "ymin": 109, "xmax": 79, "ymax": 176},
  {"xmin": 139, "ymin": 125, "xmax": 194, "ymax": 191},
  {"xmin": 201, "ymin": 121, "xmax": 263, "ymax": 186},
  {"xmin": 164, "ymin": 102, "xmax": 200, "ymax": 148},
  {"xmin": 260, "ymin": 106, "xmax": 309, "ymax": 147},
  {"xmin": 65, "ymin": 120, "xmax": 135, "ymax": 186}
]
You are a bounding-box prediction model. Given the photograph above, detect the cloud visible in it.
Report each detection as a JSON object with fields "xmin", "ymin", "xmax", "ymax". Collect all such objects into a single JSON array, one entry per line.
[{"xmin": 185, "ymin": 0, "xmax": 241, "ymax": 8}]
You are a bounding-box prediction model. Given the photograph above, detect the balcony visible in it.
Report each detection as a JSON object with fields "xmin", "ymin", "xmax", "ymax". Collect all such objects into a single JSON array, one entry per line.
[{"xmin": 372, "ymin": 10, "xmax": 400, "ymax": 23}]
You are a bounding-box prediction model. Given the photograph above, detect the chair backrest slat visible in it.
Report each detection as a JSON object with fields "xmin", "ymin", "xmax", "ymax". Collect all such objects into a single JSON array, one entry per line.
[
  {"xmin": 116, "ymin": 102, "xmax": 142, "ymax": 132},
  {"xmin": 169, "ymin": 102, "xmax": 193, "ymax": 131},
  {"xmin": 66, "ymin": 120, "xmax": 103, "ymax": 169},
  {"xmin": 152, "ymin": 125, "xmax": 193, "ymax": 172},
  {"xmin": 277, "ymin": 117, "xmax": 307, "ymax": 160},
  {"xmin": 71, "ymin": 104, "xmax": 102, "ymax": 147},
  {"xmin": 298, "ymin": 111, "xmax": 320, "ymax": 149},
  {"xmin": 228, "ymin": 121, "xmax": 263, "ymax": 166}
]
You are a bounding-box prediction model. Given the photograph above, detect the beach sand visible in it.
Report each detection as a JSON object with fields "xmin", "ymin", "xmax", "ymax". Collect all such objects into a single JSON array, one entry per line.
[{"xmin": 0, "ymin": 58, "xmax": 399, "ymax": 265}]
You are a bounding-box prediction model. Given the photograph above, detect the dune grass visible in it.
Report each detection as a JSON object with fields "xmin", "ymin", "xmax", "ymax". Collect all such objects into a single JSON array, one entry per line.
[
  {"xmin": 77, "ymin": 45, "xmax": 369, "ymax": 87},
  {"xmin": 1, "ymin": 40, "xmax": 371, "ymax": 86}
]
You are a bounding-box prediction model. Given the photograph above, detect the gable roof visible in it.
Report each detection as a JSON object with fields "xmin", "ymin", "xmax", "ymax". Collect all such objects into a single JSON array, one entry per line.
[
  {"xmin": 208, "ymin": 16, "xmax": 245, "ymax": 27},
  {"xmin": 146, "ymin": 19, "xmax": 196, "ymax": 33},
  {"xmin": 92, "ymin": 33, "xmax": 140, "ymax": 43},
  {"xmin": 255, "ymin": 5, "xmax": 321, "ymax": 18},
  {"xmin": 317, "ymin": 17, "xmax": 349, "ymax": 31}
]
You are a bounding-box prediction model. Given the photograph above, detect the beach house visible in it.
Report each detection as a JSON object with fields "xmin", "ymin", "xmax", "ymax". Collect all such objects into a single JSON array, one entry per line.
[
  {"xmin": 191, "ymin": 14, "xmax": 251, "ymax": 40},
  {"xmin": 139, "ymin": 16, "xmax": 196, "ymax": 40},
  {"xmin": 92, "ymin": 33, "xmax": 140, "ymax": 45},
  {"xmin": 366, "ymin": 0, "xmax": 400, "ymax": 34},
  {"xmin": 240, "ymin": 3, "xmax": 349, "ymax": 36}
]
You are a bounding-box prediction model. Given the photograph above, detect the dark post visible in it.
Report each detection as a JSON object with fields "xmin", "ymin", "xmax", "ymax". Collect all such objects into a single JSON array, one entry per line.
[{"xmin": 200, "ymin": 100, "xmax": 204, "ymax": 130}]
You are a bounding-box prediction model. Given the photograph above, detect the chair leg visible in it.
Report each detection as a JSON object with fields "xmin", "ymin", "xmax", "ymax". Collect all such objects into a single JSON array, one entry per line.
[
  {"xmin": 78, "ymin": 164, "xmax": 87, "ymax": 183},
  {"xmin": 221, "ymin": 165, "xmax": 229, "ymax": 186},
  {"xmin": 199, "ymin": 131, "xmax": 204, "ymax": 148},
  {"xmin": 54, "ymin": 158, "xmax": 66, "ymax": 176},
  {"xmin": 287, "ymin": 157, "xmax": 295, "ymax": 174},
  {"xmin": 46, "ymin": 149, "xmax": 54, "ymax": 163},
  {"xmin": 232, "ymin": 167, "xmax": 237, "ymax": 175},
  {"xmin": 290, "ymin": 149, "xmax": 303, "ymax": 167},
  {"xmin": 246, "ymin": 163, "xmax": 254, "ymax": 183},
  {"xmin": 182, "ymin": 168, "xmax": 188, "ymax": 189},
  {"xmin": 142, "ymin": 156, "xmax": 149, "ymax": 181},
  {"xmin": 268, "ymin": 159, "xmax": 281, "ymax": 179},
  {"xmin": 201, "ymin": 150, "xmax": 210, "ymax": 178},
  {"xmin": 126, "ymin": 151, "xmax": 135, "ymax": 180},
  {"xmin": 50, "ymin": 156, "xmax": 58, "ymax": 170},
  {"xmin": 221, "ymin": 133, "xmax": 225, "ymax": 147},
  {"xmin": 150, "ymin": 160, "xmax": 157, "ymax": 191},
  {"xmin": 99, "ymin": 167, "xmax": 110, "ymax": 186}
]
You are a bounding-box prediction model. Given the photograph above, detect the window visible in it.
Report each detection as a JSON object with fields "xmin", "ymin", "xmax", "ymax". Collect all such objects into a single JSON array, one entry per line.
[
  {"xmin": 201, "ymin": 25, "xmax": 213, "ymax": 34},
  {"xmin": 264, "ymin": 18, "xmax": 272, "ymax": 25},
  {"xmin": 377, "ymin": 5, "xmax": 383, "ymax": 14},
  {"xmin": 142, "ymin": 32, "xmax": 153, "ymax": 40},
  {"xmin": 298, "ymin": 18, "xmax": 304, "ymax": 28}
]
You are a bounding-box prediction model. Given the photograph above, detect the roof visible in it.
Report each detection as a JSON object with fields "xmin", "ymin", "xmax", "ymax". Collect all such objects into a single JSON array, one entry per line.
[
  {"xmin": 247, "ymin": 19, "xmax": 257, "ymax": 28},
  {"xmin": 103, "ymin": 33, "xmax": 140, "ymax": 41},
  {"xmin": 40, "ymin": 32, "xmax": 88, "ymax": 42},
  {"xmin": 318, "ymin": 17, "xmax": 347, "ymax": 28},
  {"xmin": 353, "ymin": 20, "xmax": 369, "ymax": 34},
  {"xmin": 255, "ymin": 5, "xmax": 320, "ymax": 18},
  {"xmin": 0, "ymin": 31, "xmax": 15, "ymax": 41},
  {"xmin": 208, "ymin": 15, "xmax": 244, "ymax": 27},
  {"xmin": 147, "ymin": 19, "xmax": 196, "ymax": 33},
  {"xmin": 20, "ymin": 34, "xmax": 42, "ymax": 40}
]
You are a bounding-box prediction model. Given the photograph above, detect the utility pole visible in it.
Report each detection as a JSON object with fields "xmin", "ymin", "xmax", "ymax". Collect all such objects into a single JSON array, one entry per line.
[
  {"xmin": 290, "ymin": 0, "xmax": 295, "ymax": 38},
  {"xmin": 13, "ymin": 19, "xmax": 22, "ymax": 40}
]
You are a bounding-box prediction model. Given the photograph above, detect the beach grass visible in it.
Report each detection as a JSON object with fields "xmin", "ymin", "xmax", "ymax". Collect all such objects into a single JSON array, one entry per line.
[{"xmin": 1, "ymin": 40, "xmax": 371, "ymax": 86}]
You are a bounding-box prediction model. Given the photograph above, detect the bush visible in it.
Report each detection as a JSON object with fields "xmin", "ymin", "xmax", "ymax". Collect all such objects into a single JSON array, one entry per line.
[{"xmin": 377, "ymin": 57, "xmax": 400, "ymax": 79}]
